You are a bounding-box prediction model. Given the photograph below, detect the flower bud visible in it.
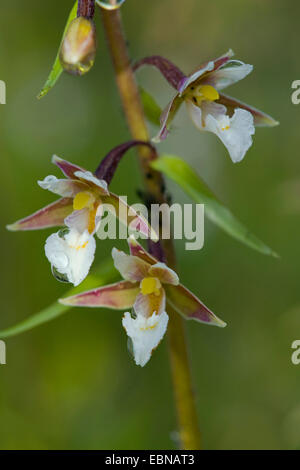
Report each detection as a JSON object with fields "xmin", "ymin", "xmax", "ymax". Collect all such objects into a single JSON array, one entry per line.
[{"xmin": 59, "ymin": 17, "xmax": 96, "ymax": 76}]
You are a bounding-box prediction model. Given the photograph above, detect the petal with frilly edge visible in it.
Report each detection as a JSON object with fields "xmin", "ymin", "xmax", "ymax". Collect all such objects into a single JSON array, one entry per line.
[
  {"xmin": 45, "ymin": 228, "xmax": 96, "ymax": 286},
  {"xmin": 122, "ymin": 311, "xmax": 169, "ymax": 367},
  {"xmin": 148, "ymin": 262, "xmax": 179, "ymax": 286},
  {"xmin": 217, "ymin": 93, "xmax": 279, "ymax": 127},
  {"xmin": 112, "ymin": 248, "xmax": 150, "ymax": 282},
  {"xmin": 59, "ymin": 281, "xmax": 139, "ymax": 308},
  {"xmin": 165, "ymin": 284, "xmax": 226, "ymax": 327},
  {"xmin": 52, "ymin": 154, "xmax": 86, "ymax": 179},
  {"xmin": 101, "ymin": 192, "xmax": 158, "ymax": 241},
  {"xmin": 38, "ymin": 175, "xmax": 90, "ymax": 198},
  {"xmin": 203, "ymin": 61, "xmax": 253, "ymax": 91},
  {"xmin": 186, "ymin": 100, "xmax": 255, "ymax": 163},
  {"xmin": 6, "ymin": 197, "xmax": 73, "ymax": 231},
  {"xmin": 134, "ymin": 288, "xmax": 166, "ymax": 318}
]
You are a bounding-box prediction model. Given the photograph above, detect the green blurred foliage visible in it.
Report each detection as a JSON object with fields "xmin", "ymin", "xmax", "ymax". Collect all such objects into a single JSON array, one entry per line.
[{"xmin": 0, "ymin": 0, "xmax": 300, "ymax": 449}]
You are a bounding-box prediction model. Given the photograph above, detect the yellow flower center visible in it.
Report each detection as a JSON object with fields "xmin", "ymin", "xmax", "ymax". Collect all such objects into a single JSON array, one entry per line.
[
  {"xmin": 73, "ymin": 191, "xmax": 95, "ymax": 211},
  {"xmin": 140, "ymin": 322, "xmax": 159, "ymax": 331},
  {"xmin": 191, "ymin": 84, "xmax": 219, "ymax": 106},
  {"xmin": 70, "ymin": 241, "xmax": 89, "ymax": 251},
  {"xmin": 140, "ymin": 277, "xmax": 161, "ymax": 296}
]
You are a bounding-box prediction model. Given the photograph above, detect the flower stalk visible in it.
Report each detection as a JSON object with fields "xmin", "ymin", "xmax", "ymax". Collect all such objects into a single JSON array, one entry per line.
[
  {"xmin": 100, "ymin": 6, "xmax": 201, "ymax": 449},
  {"xmin": 77, "ymin": 0, "xmax": 95, "ymax": 19}
]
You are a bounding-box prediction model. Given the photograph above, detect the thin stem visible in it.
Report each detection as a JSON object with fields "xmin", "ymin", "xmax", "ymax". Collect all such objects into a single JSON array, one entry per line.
[
  {"xmin": 100, "ymin": 7, "xmax": 201, "ymax": 450},
  {"xmin": 77, "ymin": 0, "xmax": 95, "ymax": 19}
]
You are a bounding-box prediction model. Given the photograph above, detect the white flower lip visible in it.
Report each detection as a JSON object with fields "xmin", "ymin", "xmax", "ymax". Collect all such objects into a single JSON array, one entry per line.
[
  {"xmin": 45, "ymin": 228, "xmax": 96, "ymax": 286},
  {"xmin": 122, "ymin": 311, "xmax": 169, "ymax": 367},
  {"xmin": 186, "ymin": 100, "xmax": 255, "ymax": 163}
]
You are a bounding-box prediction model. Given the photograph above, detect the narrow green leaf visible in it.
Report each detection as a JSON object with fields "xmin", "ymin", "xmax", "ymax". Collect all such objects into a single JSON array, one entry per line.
[
  {"xmin": 139, "ymin": 87, "xmax": 162, "ymax": 127},
  {"xmin": 0, "ymin": 258, "xmax": 118, "ymax": 339},
  {"xmin": 152, "ymin": 154, "xmax": 278, "ymax": 257},
  {"xmin": 37, "ymin": 1, "xmax": 78, "ymax": 99}
]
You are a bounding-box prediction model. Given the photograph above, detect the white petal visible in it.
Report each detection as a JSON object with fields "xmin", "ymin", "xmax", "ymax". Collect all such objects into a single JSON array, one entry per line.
[
  {"xmin": 74, "ymin": 171, "xmax": 108, "ymax": 193},
  {"xmin": 204, "ymin": 62, "xmax": 253, "ymax": 90},
  {"xmin": 64, "ymin": 208, "xmax": 90, "ymax": 233},
  {"xmin": 186, "ymin": 100, "xmax": 255, "ymax": 163},
  {"xmin": 45, "ymin": 229, "xmax": 96, "ymax": 286},
  {"xmin": 122, "ymin": 311, "xmax": 169, "ymax": 367},
  {"xmin": 65, "ymin": 205, "xmax": 103, "ymax": 235},
  {"xmin": 112, "ymin": 248, "xmax": 150, "ymax": 282},
  {"xmin": 178, "ymin": 61, "xmax": 215, "ymax": 95},
  {"xmin": 205, "ymin": 108, "xmax": 255, "ymax": 163},
  {"xmin": 38, "ymin": 175, "xmax": 89, "ymax": 197}
]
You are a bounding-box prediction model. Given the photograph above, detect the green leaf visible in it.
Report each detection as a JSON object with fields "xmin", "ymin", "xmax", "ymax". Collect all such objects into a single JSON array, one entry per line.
[
  {"xmin": 139, "ymin": 87, "xmax": 162, "ymax": 127},
  {"xmin": 37, "ymin": 1, "xmax": 78, "ymax": 99},
  {"xmin": 0, "ymin": 258, "xmax": 118, "ymax": 339},
  {"xmin": 152, "ymin": 154, "xmax": 278, "ymax": 257}
]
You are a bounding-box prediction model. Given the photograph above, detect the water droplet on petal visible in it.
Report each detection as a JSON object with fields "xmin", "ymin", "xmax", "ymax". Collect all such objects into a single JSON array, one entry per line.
[
  {"xmin": 96, "ymin": 0, "xmax": 126, "ymax": 10},
  {"xmin": 51, "ymin": 265, "xmax": 70, "ymax": 284},
  {"xmin": 58, "ymin": 228, "xmax": 70, "ymax": 239}
]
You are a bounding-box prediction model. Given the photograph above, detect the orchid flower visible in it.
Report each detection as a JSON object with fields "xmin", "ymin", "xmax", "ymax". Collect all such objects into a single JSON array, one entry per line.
[
  {"xmin": 60, "ymin": 236, "xmax": 226, "ymax": 367},
  {"xmin": 135, "ymin": 50, "xmax": 278, "ymax": 163},
  {"xmin": 7, "ymin": 156, "xmax": 157, "ymax": 287}
]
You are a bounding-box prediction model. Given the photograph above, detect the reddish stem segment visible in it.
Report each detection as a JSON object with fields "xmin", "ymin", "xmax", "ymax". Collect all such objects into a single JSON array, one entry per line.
[{"xmin": 77, "ymin": 0, "xmax": 95, "ymax": 19}]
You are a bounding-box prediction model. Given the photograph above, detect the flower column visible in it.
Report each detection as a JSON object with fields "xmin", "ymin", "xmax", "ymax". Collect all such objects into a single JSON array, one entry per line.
[{"xmin": 100, "ymin": 6, "xmax": 201, "ymax": 449}]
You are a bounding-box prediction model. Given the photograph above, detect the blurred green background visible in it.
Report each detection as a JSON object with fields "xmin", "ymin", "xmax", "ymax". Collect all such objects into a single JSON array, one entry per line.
[{"xmin": 0, "ymin": 0, "xmax": 299, "ymax": 450}]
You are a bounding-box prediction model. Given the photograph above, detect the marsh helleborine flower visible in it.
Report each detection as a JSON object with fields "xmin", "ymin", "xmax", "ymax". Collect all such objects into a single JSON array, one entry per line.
[
  {"xmin": 60, "ymin": 236, "xmax": 226, "ymax": 367},
  {"xmin": 60, "ymin": 16, "xmax": 97, "ymax": 75},
  {"xmin": 7, "ymin": 156, "xmax": 157, "ymax": 287},
  {"xmin": 135, "ymin": 50, "xmax": 278, "ymax": 163}
]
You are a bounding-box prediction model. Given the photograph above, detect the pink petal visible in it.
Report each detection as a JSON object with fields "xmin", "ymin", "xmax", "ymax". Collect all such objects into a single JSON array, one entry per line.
[
  {"xmin": 52, "ymin": 155, "xmax": 86, "ymax": 179},
  {"xmin": 134, "ymin": 289, "xmax": 166, "ymax": 317},
  {"xmin": 112, "ymin": 248, "xmax": 150, "ymax": 282},
  {"xmin": 217, "ymin": 93, "xmax": 279, "ymax": 127},
  {"xmin": 59, "ymin": 280, "xmax": 139, "ymax": 308},
  {"xmin": 148, "ymin": 262, "xmax": 179, "ymax": 286},
  {"xmin": 165, "ymin": 284, "xmax": 226, "ymax": 327},
  {"xmin": 7, "ymin": 197, "xmax": 73, "ymax": 231},
  {"xmin": 127, "ymin": 236, "xmax": 158, "ymax": 265},
  {"xmin": 102, "ymin": 192, "xmax": 159, "ymax": 241}
]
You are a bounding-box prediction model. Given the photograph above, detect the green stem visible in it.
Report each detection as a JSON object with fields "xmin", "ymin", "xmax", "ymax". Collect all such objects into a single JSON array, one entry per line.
[{"xmin": 100, "ymin": 7, "xmax": 201, "ymax": 450}]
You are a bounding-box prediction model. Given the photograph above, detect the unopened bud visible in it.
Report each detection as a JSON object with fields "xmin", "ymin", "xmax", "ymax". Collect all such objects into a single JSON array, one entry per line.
[{"xmin": 60, "ymin": 17, "xmax": 96, "ymax": 76}]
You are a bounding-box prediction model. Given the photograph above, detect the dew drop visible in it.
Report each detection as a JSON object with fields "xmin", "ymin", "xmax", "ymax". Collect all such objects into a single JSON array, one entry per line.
[
  {"xmin": 51, "ymin": 265, "xmax": 70, "ymax": 284},
  {"xmin": 96, "ymin": 0, "xmax": 126, "ymax": 11},
  {"xmin": 58, "ymin": 227, "xmax": 70, "ymax": 239}
]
